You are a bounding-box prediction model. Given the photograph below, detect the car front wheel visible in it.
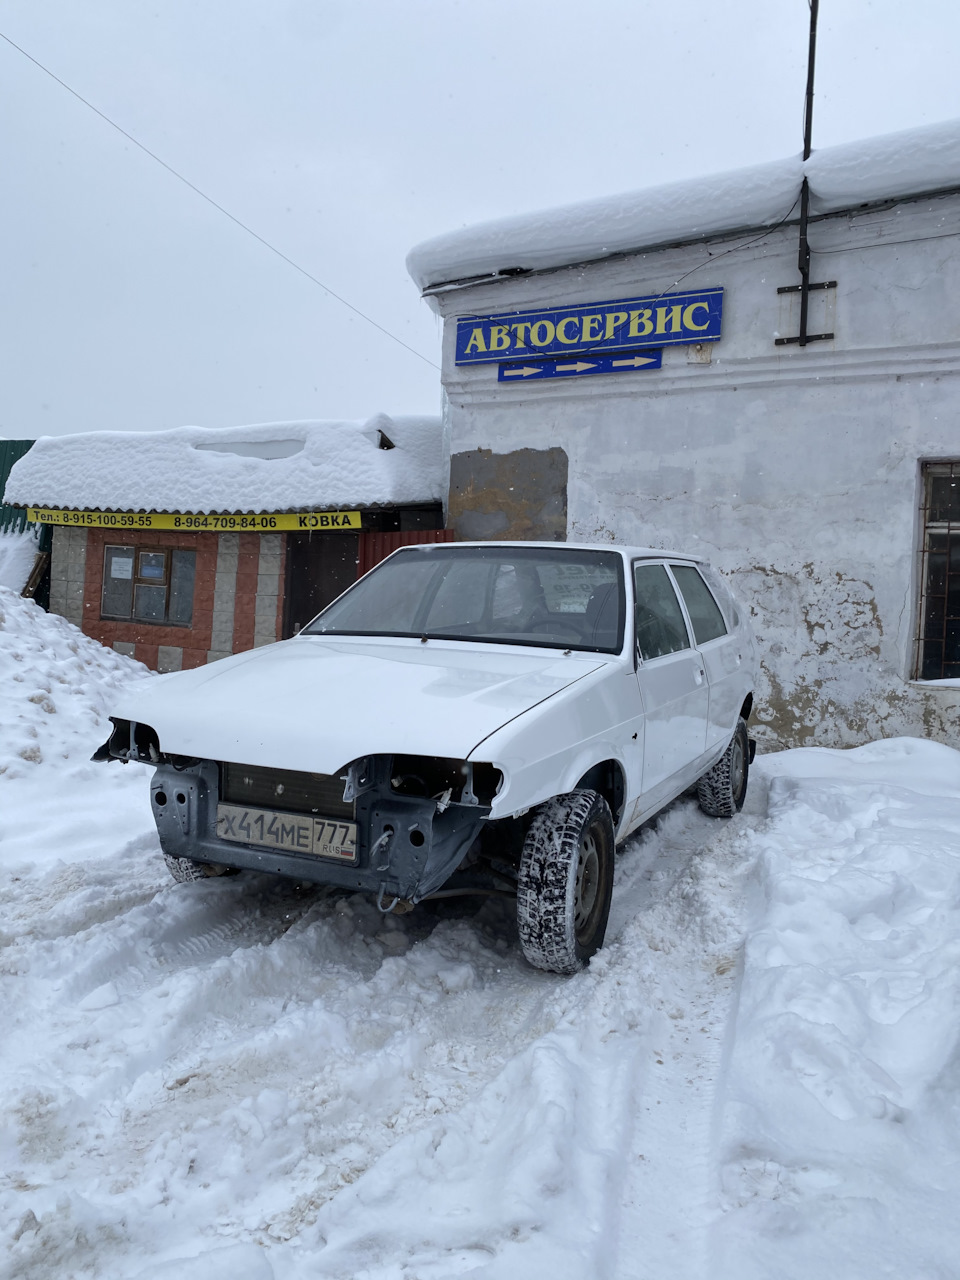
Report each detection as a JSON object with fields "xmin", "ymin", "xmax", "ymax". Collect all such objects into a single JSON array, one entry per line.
[
  {"xmin": 517, "ymin": 789, "xmax": 615, "ymax": 975},
  {"xmin": 163, "ymin": 853, "xmax": 234, "ymax": 883},
  {"xmin": 697, "ymin": 717, "xmax": 749, "ymax": 817}
]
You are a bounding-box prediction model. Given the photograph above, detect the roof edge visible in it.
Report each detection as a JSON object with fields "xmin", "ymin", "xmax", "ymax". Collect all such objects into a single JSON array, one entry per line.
[
  {"xmin": 408, "ymin": 117, "xmax": 960, "ymax": 294},
  {"xmin": 420, "ymin": 181, "xmax": 960, "ymax": 298}
]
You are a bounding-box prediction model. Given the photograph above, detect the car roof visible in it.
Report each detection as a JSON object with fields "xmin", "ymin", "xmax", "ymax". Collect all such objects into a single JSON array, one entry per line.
[{"xmin": 409, "ymin": 540, "xmax": 706, "ymax": 563}]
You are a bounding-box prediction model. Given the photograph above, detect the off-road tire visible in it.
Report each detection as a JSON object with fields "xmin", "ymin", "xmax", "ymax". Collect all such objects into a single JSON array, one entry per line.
[
  {"xmin": 163, "ymin": 853, "xmax": 233, "ymax": 884},
  {"xmin": 697, "ymin": 717, "xmax": 749, "ymax": 818},
  {"xmin": 517, "ymin": 789, "xmax": 615, "ymax": 975}
]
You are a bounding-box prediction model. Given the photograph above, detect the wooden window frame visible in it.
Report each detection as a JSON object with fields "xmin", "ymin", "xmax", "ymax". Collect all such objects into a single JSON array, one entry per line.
[
  {"xmin": 101, "ymin": 544, "xmax": 195, "ymax": 627},
  {"xmin": 916, "ymin": 462, "xmax": 960, "ymax": 680}
]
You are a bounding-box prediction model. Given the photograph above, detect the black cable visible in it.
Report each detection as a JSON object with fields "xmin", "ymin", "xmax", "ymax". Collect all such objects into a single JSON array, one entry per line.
[
  {"xmin": 650, "ymin": 191, "xmax": 804, "ymax": 305},
  {"xmin": 0, "ymin": 29, "xmax": 440, "ymax": 371}
]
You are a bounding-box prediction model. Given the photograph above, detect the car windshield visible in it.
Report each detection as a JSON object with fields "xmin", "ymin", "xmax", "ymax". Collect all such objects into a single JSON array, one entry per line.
[{"xmin": 302, "ymin": 545, "xmax": 626, "ymax": 653}]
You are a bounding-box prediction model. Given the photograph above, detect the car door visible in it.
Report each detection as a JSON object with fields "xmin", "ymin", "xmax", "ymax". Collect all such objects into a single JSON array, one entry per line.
[
  {"xmin": 632, "ymin": 561, "xmax": 710, "ymax": 808},
  {"xmin": 669, "ymin": 562, "xmax": 743, "ymax": 753}
]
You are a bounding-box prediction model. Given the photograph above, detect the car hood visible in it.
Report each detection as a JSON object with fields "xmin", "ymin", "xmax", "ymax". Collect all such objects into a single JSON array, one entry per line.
[{"xmin": 112, "ymin": 636, "xmax": 606, "ymax": 773}]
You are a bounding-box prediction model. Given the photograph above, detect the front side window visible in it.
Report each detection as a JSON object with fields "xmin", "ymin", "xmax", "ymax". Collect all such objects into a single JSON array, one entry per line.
[
  {"xmin": 917, "ymin": 463, "xmax": 960, "ymax": 679},
  {"xmin": 634, "ymin": 563, "xmax": 691, "ymax": 660},
  {"xmin": 101, "ymin": 545, "xmax": 196, "ymax": 626},
  {"xmin": 304, "ymin": 545, "xmax": 625, "ymax": 653}
]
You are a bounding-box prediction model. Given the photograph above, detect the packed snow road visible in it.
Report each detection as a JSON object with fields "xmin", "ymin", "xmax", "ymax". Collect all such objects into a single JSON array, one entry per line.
[{"xmin": 2, "ymin": 588, "xmax": 959, "ymax": 1280}]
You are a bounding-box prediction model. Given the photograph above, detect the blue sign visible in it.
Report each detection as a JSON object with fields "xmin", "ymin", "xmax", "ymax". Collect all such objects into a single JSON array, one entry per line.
[
  {"xmin": 498, "ymin": 349, "xmax": 663, "ymax": 382},
  {"xmin": 456, "ymin": 287, "xmax": 722, "ymax": 366}
]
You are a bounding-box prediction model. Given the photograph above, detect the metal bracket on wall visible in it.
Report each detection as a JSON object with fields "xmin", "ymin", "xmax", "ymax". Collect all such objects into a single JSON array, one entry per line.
[{"xmin": 774, "ymin": 279, "xmax": 837, "ymax": 347}]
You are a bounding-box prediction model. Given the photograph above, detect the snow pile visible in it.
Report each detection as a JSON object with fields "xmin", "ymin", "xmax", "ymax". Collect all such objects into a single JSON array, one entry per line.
[
  {"xmin": 0, "ymin": 527, "xmax": 40, "ymax": 592},
  {"xmin": 806, "ymin": 118, "xmax": 960, "ymax": 210},
  {"xmin": 718, "ymin": 738, "xmax": 960, "ymax": 1278},
  {"xmin": 0, "ymin": 587, "xmax": 150, "ymax": 780},
  {"xmin": 3, "ymin": 414, "xmax": 444, "ymax": 515},
  {"xmin": 407, "ymin": 117, "xmax": 960, "ymax": 289},
  {"xmin": 0, "ymin": 587, "xmax": 155, "ymax": 875}
]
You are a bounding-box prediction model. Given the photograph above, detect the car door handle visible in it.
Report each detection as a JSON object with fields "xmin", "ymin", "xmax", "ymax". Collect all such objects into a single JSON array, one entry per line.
[{"xmin": 694, "ymin": 664, "xmax": 705, "ymax": 685}]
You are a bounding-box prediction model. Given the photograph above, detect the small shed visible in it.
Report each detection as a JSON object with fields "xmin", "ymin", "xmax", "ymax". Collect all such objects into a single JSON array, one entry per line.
[{"xmin": 3, "ymin": 414, "xmax": 449, "ymax": 671}]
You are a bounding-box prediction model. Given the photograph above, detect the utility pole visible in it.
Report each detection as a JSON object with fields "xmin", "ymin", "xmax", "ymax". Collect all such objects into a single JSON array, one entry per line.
[
  {"xmin": 804, "ymin": 0, "xmax": 818, "ymax": 162},
  {"xmin": 776, "ymin": 0, "xmax": 836, "ymax": 348}
]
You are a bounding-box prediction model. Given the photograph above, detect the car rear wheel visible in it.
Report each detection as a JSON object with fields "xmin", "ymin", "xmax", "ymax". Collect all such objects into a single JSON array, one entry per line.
[
  {"xmin": 517, "ymin": 789, "xmax": 615, "ymax": 975},
  {"xmin": 697, "ymin": 718, "xmax": 749, "ymax": 817}
]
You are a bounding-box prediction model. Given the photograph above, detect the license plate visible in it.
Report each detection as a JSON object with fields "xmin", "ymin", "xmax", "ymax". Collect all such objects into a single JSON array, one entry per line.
[{"xmin": 216, "ymin": 803, "xmax": 357, "ymax": 863}]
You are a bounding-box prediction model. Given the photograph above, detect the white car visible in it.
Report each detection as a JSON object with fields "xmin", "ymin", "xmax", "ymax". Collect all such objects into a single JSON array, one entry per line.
[{"xmin": 98, "ymin": 542, "xmax": 757, "ymax": 974}]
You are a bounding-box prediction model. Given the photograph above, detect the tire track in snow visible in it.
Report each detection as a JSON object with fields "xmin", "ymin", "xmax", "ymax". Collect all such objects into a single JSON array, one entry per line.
[
  {"xmin": 610, "ymin": 949, "xmax": 741, "ymax": 1280},
  {"xmin": 287, "ymin": 801, "xmax": 757, "ymax": 1280},
  {"xmin": 3, "ymin": 794, "xmax": 759, "ymax": 1280},
  {"xmin": 603, "ymin": 800, "xmax": 756, "ymax": 1280},
  {"xmin": 3, "ymin": 864, "xmax": 566, "ymax": 1276}
]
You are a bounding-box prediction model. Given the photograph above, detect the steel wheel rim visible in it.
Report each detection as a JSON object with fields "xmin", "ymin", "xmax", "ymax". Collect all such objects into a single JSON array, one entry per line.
[
  {"xmin": 731, "ymin": 735, "xmax": 746, "ymax": 798},
  {"xmin": 575, "ymin": 828, "xmax": 601, "ymax": 937}
]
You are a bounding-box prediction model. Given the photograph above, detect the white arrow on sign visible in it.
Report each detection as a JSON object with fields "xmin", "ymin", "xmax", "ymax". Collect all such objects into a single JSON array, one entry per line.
[
  {"xmin": 502, "ymin": 366, "xmax": 543, "ymax": 378},
  {"xmin": 556, "ymin": 361, "xmax": 597, "ymax": 372},
  {"xmin": 611, "ymin": 355, "xmax": 658, "ymax": 368}
]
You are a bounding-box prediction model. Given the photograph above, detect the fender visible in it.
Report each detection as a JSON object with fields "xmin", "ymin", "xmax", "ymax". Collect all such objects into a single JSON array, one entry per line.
[{"xmin": 472, "ymin": 661, "xmax": 644, "ymax": 822}]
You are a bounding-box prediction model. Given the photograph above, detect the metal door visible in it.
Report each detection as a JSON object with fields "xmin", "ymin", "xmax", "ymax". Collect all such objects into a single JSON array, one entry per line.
[
  {"xmin": 633, "ymin": 562, "xmax": 709, "ymax": 800},
  {"xmin": 669, "ymin": 562, "xmax": 742, "ymax": 753}
]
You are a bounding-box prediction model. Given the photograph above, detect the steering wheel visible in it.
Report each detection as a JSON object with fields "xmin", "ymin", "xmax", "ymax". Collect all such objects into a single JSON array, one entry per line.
[{"xmin": 527, "ymin": 617, "xmax": 585, "ymax": 641}]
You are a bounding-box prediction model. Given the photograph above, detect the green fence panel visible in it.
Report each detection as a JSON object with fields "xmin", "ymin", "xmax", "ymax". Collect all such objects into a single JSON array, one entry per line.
[{"xmin": 0, "ymin": 440, "xmax": 35, "ymax": 534}]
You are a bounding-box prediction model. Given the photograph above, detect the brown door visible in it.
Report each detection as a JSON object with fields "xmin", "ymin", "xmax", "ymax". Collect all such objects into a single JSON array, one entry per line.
[{"xmin": 283, "ymin": 531, "xmax": 360, "ymax": 636}]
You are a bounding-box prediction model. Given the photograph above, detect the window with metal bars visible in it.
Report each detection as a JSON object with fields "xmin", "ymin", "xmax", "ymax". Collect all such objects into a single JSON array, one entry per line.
[{"xmin": 917, "ymin": 463, "xmax": 960, "ymax": 680}]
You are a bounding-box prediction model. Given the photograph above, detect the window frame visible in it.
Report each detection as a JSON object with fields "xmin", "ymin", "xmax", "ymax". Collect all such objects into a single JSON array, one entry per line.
[
  {"xmin": 303, "ymin": 544, "xmax": 627, "ymax": 655},
  {"xmin": 669, "ymin": 562, "xmax": 728, "ymax": 648},
  {"xmin": 100, "ymin": 543, "xmax": 196, "ymax": 628},
  {"xmin": 631, "ymin": 559, "xmax": 694, "ymax": 664},
  {"xmin": 916, "ymin": 461, "xmax": 960, "ymax": 680}
]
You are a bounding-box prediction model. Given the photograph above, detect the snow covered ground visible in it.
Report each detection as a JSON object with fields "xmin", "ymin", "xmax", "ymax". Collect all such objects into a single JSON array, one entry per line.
[{"xmin": 2, "ymin": 585, "xmax": 959, "ymax": 1280}]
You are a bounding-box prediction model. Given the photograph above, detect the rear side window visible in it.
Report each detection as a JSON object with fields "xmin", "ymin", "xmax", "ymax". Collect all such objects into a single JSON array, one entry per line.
[
  {"xmin": 634, "ymin": 563, "xmax": 691, "ymax": 659},
  {"xmin": 671, "ymin": 565, "xmax": 727, "ymax": 645}
]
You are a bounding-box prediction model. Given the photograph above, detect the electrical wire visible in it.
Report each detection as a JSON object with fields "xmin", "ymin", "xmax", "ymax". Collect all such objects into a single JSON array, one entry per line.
[
  {"xmin": 649, "ymin": 191, "xmax": 803, "ymax": 303},
  {"xmin": 0, "ymin": 29, "xmax": 440, "ymax": 371}
]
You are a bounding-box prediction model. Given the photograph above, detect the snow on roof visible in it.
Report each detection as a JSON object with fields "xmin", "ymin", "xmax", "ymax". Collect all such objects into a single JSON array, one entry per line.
[
  {"xmin": 3, "ymin": 415, "xmax": 444, "ymax": 513},
  {"xmin": 407, "ymin": 118, "xmax": 960, "ymax": 291}
]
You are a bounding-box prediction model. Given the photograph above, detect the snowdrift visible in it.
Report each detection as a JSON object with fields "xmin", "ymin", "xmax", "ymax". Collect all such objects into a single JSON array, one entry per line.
[
  {"xmin": 0, "ymin": 586, "xmax": 155, "ymax": 877},
  {"xmin": 0, "ymin": 587, "xmax": 149, "ymax": 780}
]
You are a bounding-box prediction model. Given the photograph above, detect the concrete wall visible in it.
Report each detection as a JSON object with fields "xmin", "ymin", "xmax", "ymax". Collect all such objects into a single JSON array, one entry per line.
[
  {"xmin": 49, "ymin": 526, "xmax": 87, "ymax": 628},
  {"xmin": 432, "ymin": 190, "xmax": 960, "ymax": 749}
]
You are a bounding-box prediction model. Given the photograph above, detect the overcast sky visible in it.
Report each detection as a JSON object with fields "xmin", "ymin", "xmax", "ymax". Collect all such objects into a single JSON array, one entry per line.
[{"xmin": 2, "ymin": 0, "xmax": 959, "ymax": 438}]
